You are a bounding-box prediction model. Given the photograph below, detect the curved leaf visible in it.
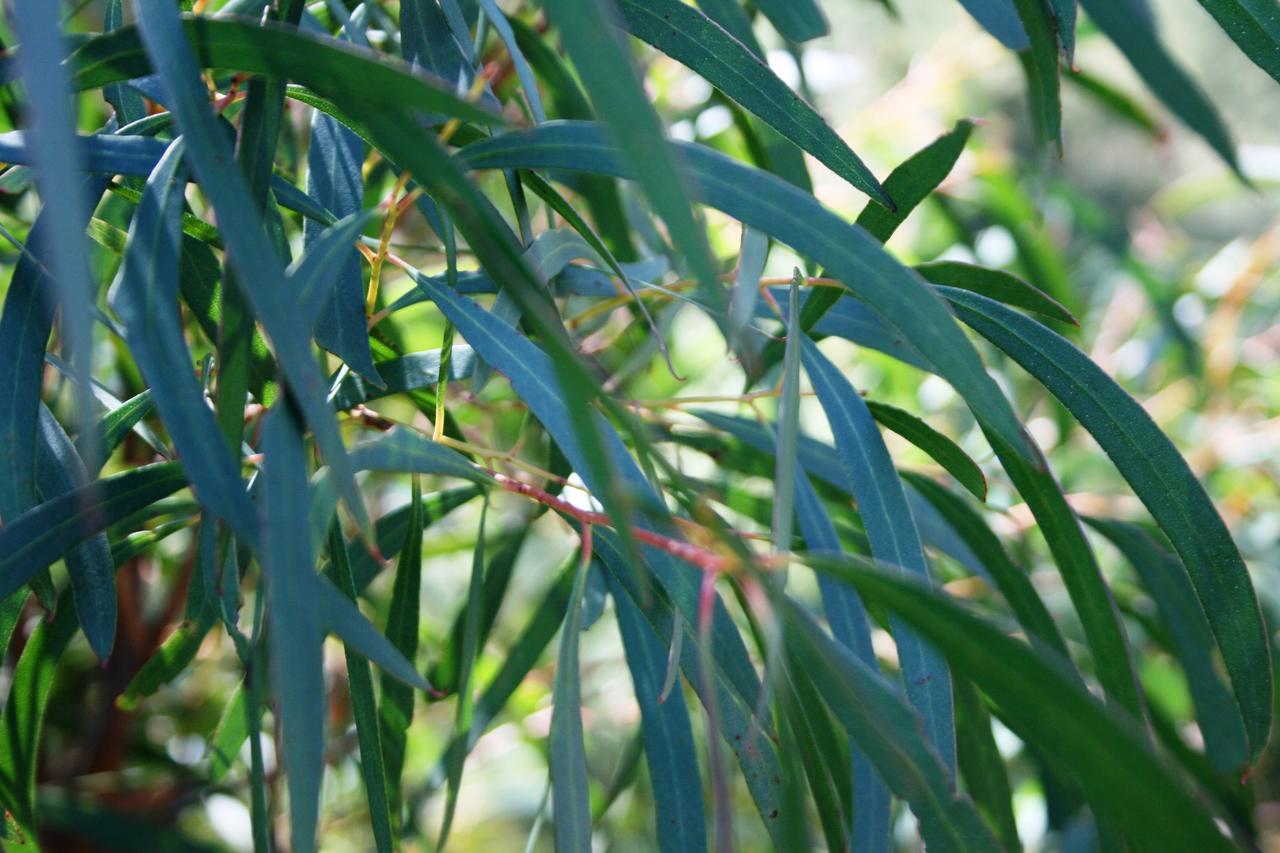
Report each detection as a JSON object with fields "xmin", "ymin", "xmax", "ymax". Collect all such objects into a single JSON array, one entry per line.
[
  {"xmin": 110, "ymin": 137, "xmax": 259, "ymax": 543},
  {"xmin": 0, "ymin": 463, "xmax": 187, "ymax": 602},
  {"xmin": 801, "ymin": 337, "xmax": 956, "ymax": 771},
  {"xmin": 806, "ymin": 555, "xmax": 1238, "ymax": 852},
  {"xmin": 944, "ymin": 287, "xmax": 1271, "ymax": 761},
  {"xmin": 458, "ymin": 121, "xmax": 1031, "ymax": 463},
  {"xmin": 616, "ymin": 0, "xmax": 890, "ymax": 206},
  {"xmin": 67, "ymin": 17, "xmax": 502, "ymax": 127}
]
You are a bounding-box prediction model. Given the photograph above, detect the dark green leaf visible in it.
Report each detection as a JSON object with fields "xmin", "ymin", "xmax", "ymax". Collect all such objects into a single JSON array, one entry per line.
[
  {"xmin": 945, "ymin": 287, "xmax": 1270, "ymax": 762},
  {"xmin": 616, "ymin": 0, "xmax": 890, "ymax": 206}
]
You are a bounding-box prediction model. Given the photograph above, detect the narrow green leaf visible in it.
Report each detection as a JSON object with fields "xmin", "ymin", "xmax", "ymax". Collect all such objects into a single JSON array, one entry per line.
[
  {"xmin": 328, "ymin": 347, "xmax": 477, "ymax": 411},
  {"xmin": 12, "ymin": 0, "xmax": 98, "ymax": 466},
  {"xmin": 1079, "ymin": 0, "xmax": 1240, "ymax": 172},
  {"xmin": 440, "ymin": 497, "xmax": 489, "ymax": 848},
  {"xmin": 616, "ymin": 0, "xmax": 890, "ymax": 206},
  {"xmin": 318, "ymin": 580, "xmax": 431, "ymax": 693},
  {"xmin": 379, "ymin": 478, "xmax": 424, "ymax": 819},
  {"xmin": 983, "ymin": 422, "xmax": 1147, "ymax": 724},
  {"xmin": 117, "ymin": 618, "xmax": 213, "ymax": 711},
  {"xmin": 109, "ymin": 137, "xmax": 259, "ymax": 543},
  {"xmin": 944, "ymin": 287, "xmax": 1270, "ymax": 761},
  {"xmin": 902, "ymin": 473, "xmax": 1071, "ymax": 663},
  {"xmin": 914, "ymin": 260, "xmax": 1077, "ymax": 326},
  {"xmin": 68, "ymin": 18, "xmax": 503, "ymax": 128},
  {"xmin": 458, "ymin": 121, "xmax": 1032, "ymax": 463},
  {"xmin": 954, "ymin": 677, "xmax": 1021, "ymax": 849},
  {"xmin": 779, "ymin": 596, "xmax": 998, "ymax": 850},
  {"xmin": 33, "ymin": 408, "xmax": 116, "ymax": 662},
  {"xmin": 805, "ymin": 555, "xmax": 1238, "ymax": 852},
  {"xmin": 592, "ymin": 530, "xmax": 789, "ymax": 846},
  {"xmin": 1190, "ymin": 0, "xmax": 1280, "ymax": 85},
  {"xmin": 477, "ymin": 0, "xmax": 547, "ymax": 122},
  {"xmin": 1086, "ymin": 517, "xmax": 1249, "ymax": 773},
  {"xmin": 540, "ymin": 0, "xmax": 725, "ymax": 318},
  {"xmin": 0, "ymin": 176, "xmax": 108, "ymax": 549},
  {"xmin": 755, "ymin": 0, "xmax": 829, "ymax": 41},
  {"xmin": 260, "ymin": 405, "xmax": 326, "ymax": 853},
  {"xmin": 305, "ymin": 108, "xmax": 381, "ymax": 384},
  {"xmin": 608, "ymin": 575, "xmax": 708, "ymax": 852},
  {"xmin": 0, "ymin": 593, "xmax": 79, "ymax": 834},
  {"xmin": 550, "ymin": 550, "xmax": 593, "ymax": 852},
  {"xmin": 1012, "ymin": 0, "xmax": 1063, "ymax": 154},
  {"xmin": 0, "ymin": 463, "xmax": 186, "ymax": 602},
  {"xmin": 791, "ymin": 473, "xmax": 891, "ymax": 853},
  {"xmin": 801, "ymin": 337, "xmax": 956, "ymax": 771},
  {"xmin": 133, "ymin": 0, "xmax": 377, "ymax": 541},
  {"xmin": 855, "ymin": 120, "xmax": 974, "ymax": 245},
  {"xmin": 207, "ymin": 684, "xmax": 248, "ymax": 784},
  {"xmin": 328, "ymin": 525, "xmax": 395, "ymax": 853},
  {"xmin": 865, "ymin": 400, "xmax": 988, "ymax": 501},
  {"xmin": 75, "ymin": 390, "xmax": 155, "ymax": 472},
  {"xmin": 772, "ymin": 272, "xmax": 803, "ymax": 553},
  {"xmin": 954, "ymin": 0, "xmax": 1030, "ymax": 49}
]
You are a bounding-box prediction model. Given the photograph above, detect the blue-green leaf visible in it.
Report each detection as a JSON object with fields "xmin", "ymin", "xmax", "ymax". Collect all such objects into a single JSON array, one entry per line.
[
  {"xmin": 943, "ymin": 287, "xmax": 1269, "ymax": 762},
  {"xmin": 540, "ymin": 0, "xmax": 725, "ymax": 318},
  {"xmin": 616, "ymin": 0, "xmax": 889, "ymax": 206},
  {"xmin": 755, "ymin": 0, "xmax": 829, "ymax": 41},
  {"xmin": 305, "ymin": 107, "xmax": 381, "ymax": 384},
  {"xmin": 1079, "ymin": 0, "xmax": 1240, "ymax": 172},
  {"xmin": 0, "ymin": 463, "xmax": 186, "ymax": 602},
  {"xmin": 1085, "ymin": 517, "xmax": 1248, "ymax": 773},
  {"xmin": 11, "ymin": 0, "xmax": 98, "ymax": 463},
  {"xmin": 792, "ymin": 473, "xmax": 891, "ymax": 853},
  {"xmin": 551, "ymin": 551, "xmax": 594, "ymax": 852},
  {"xmin": 33, "ymin": 408, "xmax": 116, "ymax": 662},
  {"xmin": 800, "ymin": 337, "xmax": 956, "ymax": 772},
  {"xmin": 458, "ymin": 121, "xmax": 1031, "ymax": 463},
  {"xmin": 134, "ymin": 0, "xmax": 374, "ymax": 541},
  {"xmin": 260, "ymin": 405, "xmax": 326, "ymax": 853},
  {"xmin": 608, "ymin": 575, "xmax": 707, "ymax": 852},
  {"xmin": 109, "ymin": 137, "xmax": 258, "ymax": 543}
]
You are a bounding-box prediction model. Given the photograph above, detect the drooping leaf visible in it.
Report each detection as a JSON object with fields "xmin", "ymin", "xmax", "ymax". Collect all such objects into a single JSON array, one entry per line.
[
  {"xmin": 791, "ymin": 472, "xmax": 891, "ymax": 853},
  {"xmin": 1085, "ymin": 517, "xmax": 1249, "ymax": 773},
  {"xmin": 458, "ymin": 121, "xmax": 1031, "ymax": 463},
  {"xmin": 616, "ymin": 0, "xmax": 890, "ymax": 206},
  {"xmin": 132, "ymin": 0, "xmax": 374, "ymax": 541},
  {"xmin": 608, "ymin": 574, "xmax": 707, "ymax": 852},
  {"xmin": 259, "ymin": 405, "xmax": 326, "ymax": 853},
  {"xmin": 109, "ymin": 137, "xmax": 259, "ymax": 543},
  {"xmin": 379, "ymin": 478, "xmax": 425, "ymax": 820},
  {"xmin": 778, "ymin": 596, "xmax": 998, "ymax": 850},
  {"xmin": 68, "ymin": 18, "xmax": 503, "ymax": 128},
  {"xmin": 944, "ymin": 287, "xmax": 1270, "ymax": 761},
  {"xmin": 550, "ymin": 550, "xmax": 594, "ymax": 852},
  {"xmin": 801, "ymin": 337, "xmax": 956, "ymax": 771},
  {"xmin": 1012, "ymin": 0, "xmax": 1063, "ymax": 154},
  {"xmin": 0, "ymin": 463, "xmax": 186, "ymax": 602},
  {"xmin": 540, "ymin": 0, "xmax": 725, "ymax": 318},
  {"xmin": 1078, "ymin": 0, "xmax": 1240, "ymax": 172},
  {"xmin": 1190, "ymin": 0, "xmax": 1280, "ymax": 86},
  {"xmin": 755, "ymin": 0, "xmax": 829, "ymax": 41},
  {"xmin": 805, "ymin": 555, "xmax": 1238, "ymax": 852},
  {"xmin": 33, "ymin": 408, "xmax": 116, "ymax": 662},
  {"xmin": 914, "ymin": 260, "xmax": 1077, "ymax": 326},
  {"xmin": 864, "ymin": 400, "xmax": 988, "ymax": 501},
  {"xmin": 327, "ymin": 525, "xmax": 395, "ymax": 853},
  {"xmin": 305, "ymin": 99, "xmax": 381, "ymax": 384},
  {"xmin": 11, "ymin": 0, "xmax": 98, "ymax": 465}
]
